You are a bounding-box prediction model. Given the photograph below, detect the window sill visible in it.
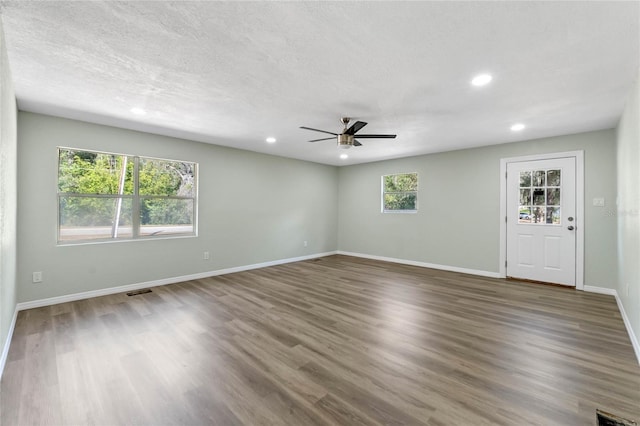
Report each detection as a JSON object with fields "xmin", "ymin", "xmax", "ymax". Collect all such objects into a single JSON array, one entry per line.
[
  {"xmin": 382, "ymin": 210, "xmax": 418, "ymax": 214},
  {"xmin": 56, "ymin": 233, "xmax": 197, "ymax": 247}
]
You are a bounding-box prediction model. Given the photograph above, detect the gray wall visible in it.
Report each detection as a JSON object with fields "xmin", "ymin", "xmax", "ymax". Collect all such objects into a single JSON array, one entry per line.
[
  {"xmin": 338, "ymin": 129, "xmax": 618, "ymax": 287},
  {"xmin": 17, "ymin": 112, "xmax": 338, "ymax": 302},
  {"xmin": 0, "ymin": 18, "xmax": 17, "ymax": 366},
  {"xmin": 616, "ymin": 70, "xmax": 640, "ymax": 352}
]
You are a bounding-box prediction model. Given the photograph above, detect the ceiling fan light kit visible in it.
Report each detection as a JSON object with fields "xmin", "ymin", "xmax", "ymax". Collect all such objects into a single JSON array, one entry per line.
[
  {"xmin": 338, "ymin": 134, "xmax": 354, "ymax": 149},
  {"xmin": 300, "ymin": 117, "xmax": 396, "ymax": 150}
]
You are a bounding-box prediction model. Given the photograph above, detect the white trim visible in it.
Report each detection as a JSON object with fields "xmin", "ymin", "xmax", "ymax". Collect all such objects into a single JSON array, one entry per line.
[
  {"xmin": 16, "ymin": 251, "xmax": 337, "ymax": 311},
  {"xmin": 583, "ymin": 285, "xmax": 617, "ymax": 296},
  {"xmin": 584, "ymin": 286, "xmax": 640, "ymax": 365},
  {"xmin": 499, "ymin": 150, "xmax": 585, "ymax": 290},
  {"xmin": 0, "ymin": 307, "xmax": 19, "ymax": 379},
  {"xmin": 337, "ymin": 251, "xmax": 501, "ymax": 278},
  {"xmin": 615, "ymin": 294, "xmax": 640, "ymax": 365},
  {"xmin": 575, "ymin": 152, "xmax": 585, "ymax": 289}
]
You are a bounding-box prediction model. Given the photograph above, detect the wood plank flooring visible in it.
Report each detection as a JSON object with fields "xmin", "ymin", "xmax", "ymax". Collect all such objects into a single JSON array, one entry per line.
[{"xmin": 1, "ymin": 255, "xmax": 639, "ymax": 425}]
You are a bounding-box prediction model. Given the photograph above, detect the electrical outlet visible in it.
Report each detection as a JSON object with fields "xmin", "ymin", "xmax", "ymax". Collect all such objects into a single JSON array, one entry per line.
[
  {"xmin": 593, "ymin": 197, "xmax": 605, "ymax": 207},
  {"xmin": 203, "ymin": 251, "xmax": 210, "ymax": 260},
  {"xmin": 303, "ymin": 241, "xmax": 308, "ymax": 247},
  {"xmin": 32, "ymin": 271, "xmax": 43, "ymax": 283}
]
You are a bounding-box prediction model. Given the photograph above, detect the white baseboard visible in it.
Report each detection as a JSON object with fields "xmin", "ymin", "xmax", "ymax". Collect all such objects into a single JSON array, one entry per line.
[
  {"xmin": 614, "ymin": 293, "xmax": 640, "ymax": 365},
  {"xmin": 16, "ymin": 251, "xmax": 337, "ymax": 311},
  {"xmin": 583, "ymin": 285, "xmax": 617, "ymax": 296},
  {"xmin": 0, "ymin": 307, "xmax": 18, "ymax": 380},
  {"xmin": 337, "ymin": 251, "xmax": 502, "ymax": 279},
  {"xmin": 584, "ymin": 285, "xmax": 640, "ymax": 365}
]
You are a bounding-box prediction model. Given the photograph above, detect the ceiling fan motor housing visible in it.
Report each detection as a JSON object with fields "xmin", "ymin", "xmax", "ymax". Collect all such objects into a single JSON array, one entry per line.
[{"xmin": 337, "ymin": 133, "xmax": 354, "ymax": 149}]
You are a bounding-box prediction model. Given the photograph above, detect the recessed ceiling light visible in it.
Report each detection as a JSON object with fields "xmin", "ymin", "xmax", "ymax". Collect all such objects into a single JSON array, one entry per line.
[
  {"xmin": 266, "ymin": 137, "xmax": 276, "ymax": 143},
  {"xmin": 471, "ymin": 74, "xmax": 492, "ymax": 87},
  {"xmin": 130, "ymin": 107, "xmax": 146, "ymax": 115},
  {"xmin": 340, "ymin": 154, "xmax": 348, "ymax": 160},
  {"xmin": 510, "ymin": 123, "xmax": 525, "ymax": 131}
]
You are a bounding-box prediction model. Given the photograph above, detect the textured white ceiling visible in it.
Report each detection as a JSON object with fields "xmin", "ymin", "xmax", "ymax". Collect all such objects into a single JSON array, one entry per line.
[{"xmin": 0, "ymin": 1, "xmax": 638, "ymax": 166}]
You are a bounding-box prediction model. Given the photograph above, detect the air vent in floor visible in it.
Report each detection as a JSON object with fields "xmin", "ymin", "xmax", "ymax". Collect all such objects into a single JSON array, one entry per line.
[
  {"xmin": 126, "ymin": 289, "xmax": 152, "ymax": 296},
  {"xmin": 597, "ymin": 409, "xmax": 637, "ymax": 426}
]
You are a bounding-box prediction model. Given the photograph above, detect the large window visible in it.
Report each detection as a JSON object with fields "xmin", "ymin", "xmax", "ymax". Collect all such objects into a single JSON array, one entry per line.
[
  {"xmin": 382, "ymin": 172, "xmax": 418, "ymax": 212},
  {"xmin": 57, "ymin": 148, "xmax": 197, "ymax": 243}
]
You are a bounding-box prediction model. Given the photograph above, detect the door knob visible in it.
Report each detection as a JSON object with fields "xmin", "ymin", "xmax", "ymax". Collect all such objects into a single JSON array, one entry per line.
[{"xmin": 567, "ymin": 225, "xmax": 575, "ymax": 231}]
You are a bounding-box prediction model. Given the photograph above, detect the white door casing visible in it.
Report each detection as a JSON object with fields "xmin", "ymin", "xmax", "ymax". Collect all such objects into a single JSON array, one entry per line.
[
  {"xmin": 507, "ymin": 158, "xmax": 576, "ymax": 285},
  {"xmin": 499, "ymin": 151, "xmax": 584, "ymax": 290}
]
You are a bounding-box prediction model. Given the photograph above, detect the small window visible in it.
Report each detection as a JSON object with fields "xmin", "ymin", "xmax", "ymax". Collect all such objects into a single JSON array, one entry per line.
[
  {"xmin": 57, "ymin": 148, "xmax": 197, "ymax": 243},
  {"xmin": 382, "ymin": 173, "xmax": 418, "ymax": 213}
]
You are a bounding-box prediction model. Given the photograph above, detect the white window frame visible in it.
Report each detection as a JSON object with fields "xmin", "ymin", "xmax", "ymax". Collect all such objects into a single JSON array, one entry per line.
[
  {"xmin": 57, "ymin": 147, "xmax": 198, "ymax": 245},
  {"xmin": 381, "ymin": 172, "xmax": 418, "ymax": 213}
]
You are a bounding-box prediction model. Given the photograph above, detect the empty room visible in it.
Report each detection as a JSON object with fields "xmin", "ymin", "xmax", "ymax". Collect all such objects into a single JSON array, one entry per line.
[{"xmin": 0, "ymin": 1, "xmax": 639, "ymax": 425}]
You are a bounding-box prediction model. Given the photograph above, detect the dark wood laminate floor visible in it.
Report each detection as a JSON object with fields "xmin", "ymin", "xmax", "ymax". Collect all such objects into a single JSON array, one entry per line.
[{"xmin": 1, "ymin": 255, "xmax": 639, "ymax": 425}]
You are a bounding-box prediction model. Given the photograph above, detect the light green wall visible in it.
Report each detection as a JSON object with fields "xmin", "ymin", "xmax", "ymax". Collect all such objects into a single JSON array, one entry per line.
[
  {"xmin": 616, "ymin": 70, "xmax": 640, "ymax": 354},
  {"xmin": 13, "ymin": 114, "xmax": 625, "ymax": 325},
  {"xmin": 0, "ymin": 18, "xmax": 17, "ymax": 365},
  {"xmin": 16, "ymin": 112, "xmax": 338, "ymax": 302},
  {"xmin": 338, "ymin": 129, "xmax": 618, "ymax": 287}
]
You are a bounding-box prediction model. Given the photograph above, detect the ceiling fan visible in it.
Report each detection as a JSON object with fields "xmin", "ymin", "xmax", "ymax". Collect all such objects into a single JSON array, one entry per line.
[{"xmin": 300, "ymin": 117, "xmax": 397, "ymax": 149}]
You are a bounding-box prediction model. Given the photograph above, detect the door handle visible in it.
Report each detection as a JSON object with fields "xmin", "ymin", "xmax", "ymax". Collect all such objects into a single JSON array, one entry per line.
[{"xmin": 567, "ymin": 225, "xmax": 575, "ymax": 231}]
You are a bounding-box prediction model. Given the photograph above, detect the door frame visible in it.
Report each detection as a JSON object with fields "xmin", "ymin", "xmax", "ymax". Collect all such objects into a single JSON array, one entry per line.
[{"xmin": 499, "ymin": 150, "xmax": 585, "ymax": 290}]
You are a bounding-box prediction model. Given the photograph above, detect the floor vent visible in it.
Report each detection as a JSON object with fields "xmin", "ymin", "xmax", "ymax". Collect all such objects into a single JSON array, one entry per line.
[
  {"xmin": 597, "ymin": 409, "xmax": 637, "ymax": 426},
  {"xmin": 126, "ymin": 289, "xmax": 152, "ymax": 297}
]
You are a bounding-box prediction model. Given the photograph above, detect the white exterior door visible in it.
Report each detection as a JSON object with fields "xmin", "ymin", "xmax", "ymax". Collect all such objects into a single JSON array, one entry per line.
[{"xmin": 506, "ymin": 157, "xmax": 576, "ymax": 286}]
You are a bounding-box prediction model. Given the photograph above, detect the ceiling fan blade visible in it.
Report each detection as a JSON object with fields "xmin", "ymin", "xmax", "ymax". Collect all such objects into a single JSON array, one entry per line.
[
  {"xmin": 344, "ymin": 121, "xmax": 367, "ymax": 135},
  {"xmin": 354, "ymin": 140, "xmax": 362, "ymax": 146},
  {"xmin": 308, "ymin": 137, "xmax": 335, "ymax": 142},
  {"xmin": 300, "ymin": 126, "xmax": 338, "ymax": 136},
  {"xmin": 354, "ymin": 134, "xmax": 397, "ymax": 139}
]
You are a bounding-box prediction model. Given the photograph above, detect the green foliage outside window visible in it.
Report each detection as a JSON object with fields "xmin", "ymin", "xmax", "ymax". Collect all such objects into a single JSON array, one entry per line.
[
  {"xmin": 58, "ymin": 151, "xmax": 133, "ymax": 227},
  {"xmin": 57, "ymin": 148, "xmax": 196, "ymax": 242},
  {"xmin": 138, "ymin": 158, "xmax": 195, "ymax": 226},
  {"xmin": 382, "ymin": 173, "xmax": 418, "ymax": 211}
]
